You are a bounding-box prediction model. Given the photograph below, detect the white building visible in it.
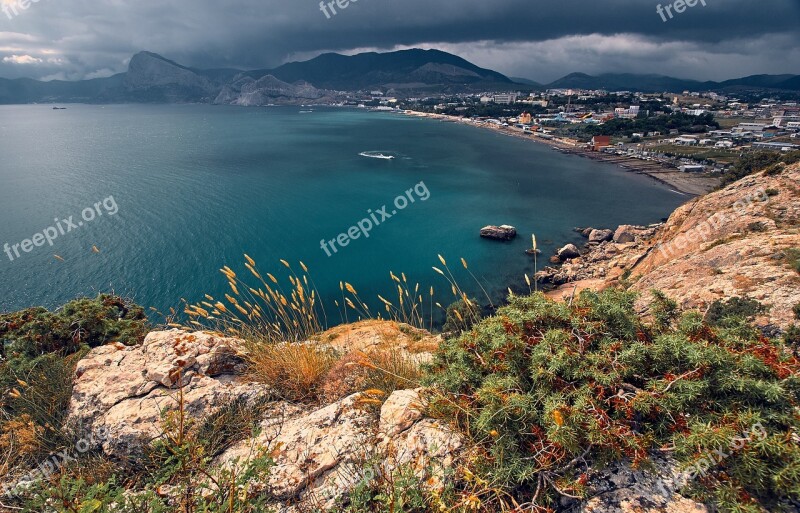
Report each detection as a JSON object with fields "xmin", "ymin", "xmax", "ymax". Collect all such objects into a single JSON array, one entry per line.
[
  {"xmin": 493, "ymin": 94, "xmax": 518, "ymax": 105},
  {"xmin": 675, "ymin": 136, "xmax": 699, "ymax": 146},
  {"xmin": 735, "ymin": 123, "xmax": 767, "ymax": 133}
]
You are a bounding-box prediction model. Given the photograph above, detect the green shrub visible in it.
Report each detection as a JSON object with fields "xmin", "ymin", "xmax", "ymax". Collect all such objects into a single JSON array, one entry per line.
[
  {"xmin": 785, "ymin": 325, "xmax": 800, "ymax": 353},
  {"xmin": 785, "ymin": 248, "xmax": 800, "ymax": 274},
  {"xmin": 781, "ymin": 150, "xmax": 800, "ymax": 166},
  {"xmin": 764, "ymin": 163, "xmax": 784, "ymax": 176},
  {"xmin": 0, "ymin": 295, "xmax": 149, "ymax": 484},
  {"xmin": 424, "ymin": 289, "xmax": 800, "ymax": 511},
  {"xmin": 704, "ymin": 297, "xmax": 767, "ymax": 327},
  {"xmin": 442, "ymin": 298, "xmax": 483, "ymax": 334},
  {"xmin": 0, "ymin": 294, "xmax": 149, "ymax": 360},
  {"xmin": 720, "ymin": 152, "xmax": 781, "ymax": 186}
]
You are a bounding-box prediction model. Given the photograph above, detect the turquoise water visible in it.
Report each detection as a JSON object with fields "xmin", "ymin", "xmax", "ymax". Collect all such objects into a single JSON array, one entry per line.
[{"xmin": 0, "ymin": 104, "xmax": 686, "ymax": 321}]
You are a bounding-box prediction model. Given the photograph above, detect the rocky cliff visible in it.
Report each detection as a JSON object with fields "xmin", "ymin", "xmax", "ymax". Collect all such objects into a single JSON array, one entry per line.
[
  {"xmin": 545, "ymin": 162, "xmax": 800, "ymax": 329},
  {"xmin": 214, "ymin": 74, "xmax": 329, "ymax": 106}
]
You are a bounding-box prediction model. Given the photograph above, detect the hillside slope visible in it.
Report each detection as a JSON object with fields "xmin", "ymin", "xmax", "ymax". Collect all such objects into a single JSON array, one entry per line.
[
  {"xmin": 545, "ymin": 163, "xmax": 800, "ymax": 328},
  {"xmin": 630, "ymin": 164, "xmax": 799, "ymax": 327}
]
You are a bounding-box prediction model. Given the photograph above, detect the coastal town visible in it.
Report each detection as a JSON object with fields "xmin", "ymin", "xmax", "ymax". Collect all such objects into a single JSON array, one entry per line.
[{"xmin": 352, "ymin": 88, "xmax": 800, "ymax": 195}]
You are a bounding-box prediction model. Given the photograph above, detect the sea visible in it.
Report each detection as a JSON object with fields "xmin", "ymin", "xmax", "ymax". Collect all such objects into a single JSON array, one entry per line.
[{"xmin": 0, "ymin": 104, "xmax": 687, "ymax": 324}]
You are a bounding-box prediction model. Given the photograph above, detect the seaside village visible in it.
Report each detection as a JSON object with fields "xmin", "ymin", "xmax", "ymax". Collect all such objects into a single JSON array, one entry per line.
[{"xmin": 368, "ymin": 88, "xmax": 800, "ymax": 178}]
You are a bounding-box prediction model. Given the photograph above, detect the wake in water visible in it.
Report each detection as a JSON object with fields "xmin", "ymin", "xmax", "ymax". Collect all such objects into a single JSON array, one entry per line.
[{"xmin": 359, "ymin": 151, "xmax": 395, "ymax": 160}]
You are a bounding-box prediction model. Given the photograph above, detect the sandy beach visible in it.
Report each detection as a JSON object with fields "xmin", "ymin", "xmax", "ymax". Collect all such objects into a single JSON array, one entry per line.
[{"xmin": 404, "ymin": 111, "xmax": 721, "ymax": 196}]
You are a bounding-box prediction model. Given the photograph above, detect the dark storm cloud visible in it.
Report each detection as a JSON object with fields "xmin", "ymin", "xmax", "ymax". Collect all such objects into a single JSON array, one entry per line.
[{"xmin": 1, "ymin": 0, "xmax": 798, "ymax": 81}]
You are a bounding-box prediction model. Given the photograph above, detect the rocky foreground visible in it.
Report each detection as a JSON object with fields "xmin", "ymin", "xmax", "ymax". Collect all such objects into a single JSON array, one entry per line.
[
  {"xmin": 35, "ymin": 324, "xmax": 712, "ymax": 512},
  {"xmin": 543, "ymin": 162, "xmax": 800, "ymax": 329}
]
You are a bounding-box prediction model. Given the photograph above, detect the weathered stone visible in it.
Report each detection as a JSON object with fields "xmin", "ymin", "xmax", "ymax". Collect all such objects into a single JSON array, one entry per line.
[
  {"xmin": 558, "ymin": 244, "xmax": 581, "ymax": 260},
  {"xmin": 67, "ymin": 330, "xmax": 260, "ymax": 458},
  {"xmin": 379, "ymin": 388, "xmax": 425, "ymax": 437},
  {"xmin": 480, "ymin": 225, "xmax": 517, "ymax": 241},
  {"xmin": 573, "ymin": 455, "xmax": 708, "ymax": 513},
  {"xmin": 588, "ymin": 229, "xmax": 614, "ymax": 243},
  {"xmin": 217, "ymin": 389, "xmax": 462, "ymax": 510},
  {"xmin": 546, "ymin": 163, "xmax": 800, "ymax": 329}
]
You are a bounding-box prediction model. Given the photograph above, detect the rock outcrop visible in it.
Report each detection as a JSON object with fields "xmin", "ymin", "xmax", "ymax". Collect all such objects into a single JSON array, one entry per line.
[
  {"xmin": 65, "ymin": 328, "xmax": 461, "ymax": 511},
  {"xmin": 572, "ymin": 455, "xmax": 708, "ymax": 513},
  {"xmin": 68, "ymin": 330, "xmax": 258, "ymax": 458},
  {"xmin": 215, "ymin": 74, "xmax": 329, "ymax": 106},
  {"xmin": 123, "ymin": 51, "xmax": 218, "ymax": 102},
  {"xmin": 558, "ymin": 243, "xmax": 582, "ymax": 260},
  {"xmin": 588, "ymin": 228, "xmax": 614, "ymax": 243},
  {"xmin": 546, "ymin": 163, "xmax": 800, "ymax": 329},
  {"xmin": 480, "ymin": 225, "xmax": 517, "ymax": 241}
]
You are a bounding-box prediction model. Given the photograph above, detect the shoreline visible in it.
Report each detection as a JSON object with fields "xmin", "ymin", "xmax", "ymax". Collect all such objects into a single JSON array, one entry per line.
[{"xmin": 403, "ymin": 110, "xmax": 720, "ymax": 196}]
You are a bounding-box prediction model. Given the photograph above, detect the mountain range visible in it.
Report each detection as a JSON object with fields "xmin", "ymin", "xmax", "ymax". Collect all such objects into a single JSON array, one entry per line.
[
  {"xmin": 0, "ymin": 49, "xmax": 798, "ymax": 105},
  {"xmin": 545, "ymin": 72, "xmax": 800, "ymax": 94}
]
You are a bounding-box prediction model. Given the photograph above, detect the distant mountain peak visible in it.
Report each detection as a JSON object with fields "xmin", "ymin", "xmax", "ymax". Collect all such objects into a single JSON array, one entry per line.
[
  {"xmin": 1, "ymin": 49, "xmax": 798, "ymax": 105},
  {"xmin": 545, "ymin": 72, "xmax": 800, "ymax": 93},
  {"xmin": 130, "ymin": 51, "xmax": 191, "ymax": 71}
]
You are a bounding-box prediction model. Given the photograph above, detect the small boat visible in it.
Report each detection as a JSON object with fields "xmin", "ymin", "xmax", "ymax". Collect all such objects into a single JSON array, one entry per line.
[
  {"xmin": 359, "ymin": 151, "xmax": 395, "ymax": 160},
  {"xmin": 52, "ymin": 106, "xmax": 67, "ymax": 110}
]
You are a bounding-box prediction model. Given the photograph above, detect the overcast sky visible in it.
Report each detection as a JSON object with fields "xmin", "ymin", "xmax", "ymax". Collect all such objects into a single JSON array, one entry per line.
[{"xmin": 1, "ymin": 0, "xmax": 798, "ymax": 82}]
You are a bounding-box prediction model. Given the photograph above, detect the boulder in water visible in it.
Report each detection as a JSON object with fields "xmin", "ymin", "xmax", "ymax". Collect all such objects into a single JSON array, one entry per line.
[{"xmin": 480, "ymin": 225, "xmax": 517, "ymax": 241}]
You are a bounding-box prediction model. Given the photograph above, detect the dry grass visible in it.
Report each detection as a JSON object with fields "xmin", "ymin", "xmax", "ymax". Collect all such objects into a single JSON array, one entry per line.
[
  {"xmin": 0, "ymin": 414, "xmax": 42, "ymax": 477},
  {"xmin": 320, "ymin": 349, "xmax": 423, "ymax": 403},
  {"xmin": 244, "ymin": 342, "xmax": 338, "ymax": 402},
  {"xmin": 183, "ymin": 253, "xmax": 512, "ymax": 342},
  {"xmin": 183, "ymin": 252, "xmax": 538, "ymax": 406},
  {"xmin": 314, "ymin": 320, "xmax": 441, "ymax": 355}
]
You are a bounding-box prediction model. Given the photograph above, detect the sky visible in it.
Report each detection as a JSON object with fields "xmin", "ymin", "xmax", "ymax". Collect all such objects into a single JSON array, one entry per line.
[{"xmin": 0, "ymin": 0, "xmax": 799, "ymax": 82}]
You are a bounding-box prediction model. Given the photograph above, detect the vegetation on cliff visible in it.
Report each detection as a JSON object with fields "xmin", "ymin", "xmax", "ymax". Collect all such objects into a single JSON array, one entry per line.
[
  {"xmin": 425, "ymin": 289, "xmax": 800, "ymax": 512},
  {"xmin": 719, "ymin": 150, "xmax": 800, "ymax": 187},
  {"xmin": 0, "ymin": 295, "xmax": 149, "ymax": 484},
  {"xmin": 2, "ymin": 285, "xmax": 799, "ymax": 512}
]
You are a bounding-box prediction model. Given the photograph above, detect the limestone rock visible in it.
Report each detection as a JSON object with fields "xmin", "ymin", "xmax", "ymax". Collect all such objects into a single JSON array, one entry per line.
[
  {"xmin": 547, "ymin": 164, "xmax": 800, "ymax": 329},
  {"xmin": 588, "ymin": 229, "xmax": 614, "ymax": 243},
  {"xmin": 67, "ymin": 330, "xmax": 259, "ymax": 458},
  {"xmin": 558, "ymin": 244, "xmax": 582, "ymax": 260},
  {"xmin": 572, "ymin": 455, "xmax": 708, "ymax": 513},
  {"xmin": 480, "ymin": 225, "xmax": 517, "ymax": 241},
  {"xmin": 217, "ymin": 389, "xmax": 462, "ymax": 510},
  {"xmin": 379, "ymin": 388, "xmax": 425, "ymax": 437},
  {"xmin": 614, "ymin": 225, "xmax": 648, "ymax": 243}
]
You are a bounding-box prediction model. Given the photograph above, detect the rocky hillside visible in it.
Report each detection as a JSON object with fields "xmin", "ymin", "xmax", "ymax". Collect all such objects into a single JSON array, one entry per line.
[
  {"xmin": 0, "ymin": 48, "xmax": 517, "ymax": 105},
  {"xmin": 5, "ymin": 325, "xmax": 717, "ymax": 512},
  {"xmin": 544, "ymin": 161, "xmax": 800, "ymax": 329}
]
